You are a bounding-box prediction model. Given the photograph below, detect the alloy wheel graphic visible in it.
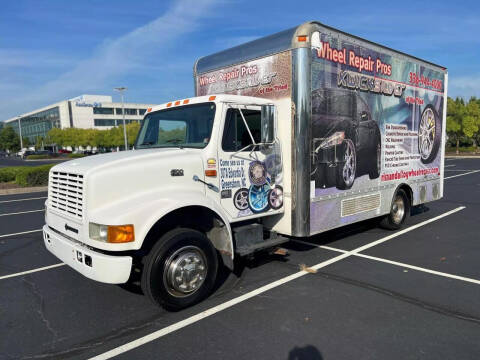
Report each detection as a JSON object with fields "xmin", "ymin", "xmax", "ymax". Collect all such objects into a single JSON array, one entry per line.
[
  {"xmin": 419, "ymin": 107, "xmax": 436, "ymax": 160},
  {"xmin": 342, "ymin": 139, "xmax": 356, "ymax": 187}
]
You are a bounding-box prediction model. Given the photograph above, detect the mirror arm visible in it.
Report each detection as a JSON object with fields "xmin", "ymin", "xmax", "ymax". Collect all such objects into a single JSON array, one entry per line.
[{"xmin": 238, "ymin": 108, "xmax": 256, "ymax": 146}]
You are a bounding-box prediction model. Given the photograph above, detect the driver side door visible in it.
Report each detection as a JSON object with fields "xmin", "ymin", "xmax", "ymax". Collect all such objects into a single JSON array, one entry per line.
[{"xmin": 217, "ymin": 105, "xmax": 284, "ymax": 220}]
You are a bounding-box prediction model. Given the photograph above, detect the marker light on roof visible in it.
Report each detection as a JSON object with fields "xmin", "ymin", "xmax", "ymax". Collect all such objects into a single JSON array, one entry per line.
[{"xmin": 209, "ymin": 96, "xmax": 216, "ymax": 101}]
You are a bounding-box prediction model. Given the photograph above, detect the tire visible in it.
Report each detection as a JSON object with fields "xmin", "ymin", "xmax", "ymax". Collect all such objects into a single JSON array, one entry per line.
[
  {"xmin": 336, "ymin": 139, "xmax": 356, "ymax": 190},
  {"xmin": 380, "ymin": 189, "xmax": 410, "ymax": 230},
  {"xmin": 369, "ymin": 134, "xmax": 381, "ymax": 179},
  {"xmin": 141, "ymin": 228, "xmax": 218, "ymax": 311},
  {"xmin": 418, "ymin": 105, "xmax": 441, "ymax": 164}
]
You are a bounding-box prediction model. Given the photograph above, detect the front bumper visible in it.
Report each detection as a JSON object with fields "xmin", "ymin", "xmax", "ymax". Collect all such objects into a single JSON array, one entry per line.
[{"xmin": 43, "ymin": 225, "xmax": 132, "ymax": 284}]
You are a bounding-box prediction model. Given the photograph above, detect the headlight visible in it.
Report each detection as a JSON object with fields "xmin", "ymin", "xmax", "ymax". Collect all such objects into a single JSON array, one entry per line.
[
  {"xmin": 89, "ymin": 223, "xmax": 134, "ymax": 243},
  {"xmin": 89, "ymin": 223, "xmax": 109, "ymax": 242},
  {"xmin": 317, "ymin": 131, "xmax": 345, "ymax": 150}
]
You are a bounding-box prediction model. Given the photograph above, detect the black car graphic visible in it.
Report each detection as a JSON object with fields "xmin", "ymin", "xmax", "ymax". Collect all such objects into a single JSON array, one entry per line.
[{"xmin": 311, "ymin": 88, "xmax": 381, "ymax": 190}]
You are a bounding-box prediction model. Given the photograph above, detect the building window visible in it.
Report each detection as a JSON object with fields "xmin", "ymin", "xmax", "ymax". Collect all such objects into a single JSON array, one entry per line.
[
  {"xmin": 94, "ymin": 119, "xmax": 116, "ymax": 126},
  {"xmin": 138, "ymin": 109, "xmax": 147, "ymax": 115},
  {"xmin": 125, "ymin": 108, "xmax": 137, "ymax": 115},
  {"xmin": 116, "ymin": 108, "xmax": 123, "ymax": 115},
  {"xmin": 93, "ymin": 107, "xmax": 114, "ymax": 115}
]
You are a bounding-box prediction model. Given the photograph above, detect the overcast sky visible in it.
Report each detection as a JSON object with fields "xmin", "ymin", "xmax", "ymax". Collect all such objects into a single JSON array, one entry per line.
[{"xmin": 1, "ymin": 0, "xmax": 479, "ymax": 120}]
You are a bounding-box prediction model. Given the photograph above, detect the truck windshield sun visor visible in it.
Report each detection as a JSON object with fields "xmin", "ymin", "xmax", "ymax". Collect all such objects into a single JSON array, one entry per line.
[{"xmin": 135, "ymin": 103, "xmax": 216, "ymax": 149}]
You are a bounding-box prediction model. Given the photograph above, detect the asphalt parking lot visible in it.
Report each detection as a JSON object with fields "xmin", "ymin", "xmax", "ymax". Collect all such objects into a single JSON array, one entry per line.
[{"xmin": 1, "ymin": 157, "xmax": 480, "ymax": 360}]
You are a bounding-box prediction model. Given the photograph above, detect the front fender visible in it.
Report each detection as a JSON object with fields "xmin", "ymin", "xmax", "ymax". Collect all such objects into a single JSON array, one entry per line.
[{"xmin": 89, "ymin": 189, "xmax": 234, "ymax": 266}]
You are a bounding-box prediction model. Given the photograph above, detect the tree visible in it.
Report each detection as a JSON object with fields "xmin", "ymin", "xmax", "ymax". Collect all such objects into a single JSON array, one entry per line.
[
  {"xmin": 0, "ymin": 126, "xmax": 21, "ymax": 152},
  {"xmin": 446, "ymin": 97, "xmax": 465, "ymax": 154},
  {"xmin": 465, "ymin": 98, "xmax": 480, "ymax": 152}
]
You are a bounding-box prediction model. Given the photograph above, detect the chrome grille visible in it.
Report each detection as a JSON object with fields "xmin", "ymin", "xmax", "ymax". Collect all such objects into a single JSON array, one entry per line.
[{"xmin": 49, "ymin": 171, "xmax": 84, "ymax": 219}]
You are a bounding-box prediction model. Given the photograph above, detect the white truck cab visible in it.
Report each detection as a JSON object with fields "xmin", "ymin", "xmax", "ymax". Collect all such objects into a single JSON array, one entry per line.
[{"xmin": 44, "ymin": 22, "xmax": 447, "ymax": 310}]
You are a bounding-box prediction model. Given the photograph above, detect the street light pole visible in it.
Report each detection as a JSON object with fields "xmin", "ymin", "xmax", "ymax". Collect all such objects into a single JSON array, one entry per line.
[
  {"xmin": 17, "ymin": 116, "xmax": 23, "ymax": 150},
  {"xmin": 114, "ymin": 87, "xmax": 128, "ymax": 151}
]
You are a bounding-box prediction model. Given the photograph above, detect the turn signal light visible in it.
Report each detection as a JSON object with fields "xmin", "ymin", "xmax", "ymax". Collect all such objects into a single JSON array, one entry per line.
[
  {"xmin": 297, "ymin": 35, "xmax": 307, "ymax": 42},
  {"xmin": 108, "ymin": 225, "xmax": 134, "ymax": 243},
  {"xmin": 208, "ymin": 95, "xmax": 216, "ymax": 101},
  {"xmin": 205, "ymin": 170, "xmax": 217, "ymax": 177}
]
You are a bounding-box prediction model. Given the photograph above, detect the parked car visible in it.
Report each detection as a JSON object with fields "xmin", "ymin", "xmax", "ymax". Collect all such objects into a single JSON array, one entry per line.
[
  {"xmin": 311, "ymin": 88, "xmax": 381, "ymax": 190},
  {"xmin": 21, "ymin": 150, "xmax": 35, "ymax": 159},
  {"xmin": 58, "ymin": 149, "xmax": 72, "ymax": 154}
]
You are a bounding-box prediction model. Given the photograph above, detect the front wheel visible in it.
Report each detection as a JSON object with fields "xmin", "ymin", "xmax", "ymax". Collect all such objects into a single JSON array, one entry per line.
[
  {"xmin": 141, "ymin": 228, "xmax": 218, "ymax": 310},
  {"xmin": 380, "ymin": 189, "xmax": 410, "ymax": 230},
  {"xmin": 336, "ymin": 139, "xmax": 356, "ymax": 190}
]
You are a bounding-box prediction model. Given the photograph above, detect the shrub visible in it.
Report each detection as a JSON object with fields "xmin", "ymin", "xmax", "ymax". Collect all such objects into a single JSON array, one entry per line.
[
  {"xmin": 14, "ymin": 164, "xmax": 56, "ymax": 187},
  {"xmin": 67, "ymin": 153, "xmax": 85, "ymax": 158},
  {"xmin": 26, "ymin": 154, "xmax": 51, "ymax": 160},
  {"xmin": 0, "ymin": 167, "xmax": 25, "ymax": 182}
]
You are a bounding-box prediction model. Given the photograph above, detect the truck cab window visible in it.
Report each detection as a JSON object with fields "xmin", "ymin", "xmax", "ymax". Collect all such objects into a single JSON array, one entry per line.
[{"xmin": 222, "ymin": 108, "xmax": 261, "ymax": 152}]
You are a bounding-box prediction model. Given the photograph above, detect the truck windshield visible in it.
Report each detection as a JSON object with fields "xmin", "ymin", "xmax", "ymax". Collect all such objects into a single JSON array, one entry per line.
[{"xmin": 135, "ymin": 103, "xmax": 216, "ymax": 149}]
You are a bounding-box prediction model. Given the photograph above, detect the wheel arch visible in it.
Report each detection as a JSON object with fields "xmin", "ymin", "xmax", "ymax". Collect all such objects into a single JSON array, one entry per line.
[
  {"xmin": 140, "ymin": 205, "xmax": 234, "ymax": 270},
  {"xmin": 393, "ymin": 183, "xmax": 413, "ymax": 210}
]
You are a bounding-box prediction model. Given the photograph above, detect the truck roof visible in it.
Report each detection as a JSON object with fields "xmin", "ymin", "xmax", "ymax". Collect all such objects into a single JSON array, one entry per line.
[
  {"xmin": 147, "ymin": 94, "xmax": 272, "ymax": 114},
  {"xmin": 194, "ymin": 21, "xmax": 447, "ymax": 76}
]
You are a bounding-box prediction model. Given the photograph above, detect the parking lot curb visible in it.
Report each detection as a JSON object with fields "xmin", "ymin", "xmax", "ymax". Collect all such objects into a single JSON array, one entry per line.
[{"xmin": 0, "ymin": 186, "xmax": 48, "ymax": 195}]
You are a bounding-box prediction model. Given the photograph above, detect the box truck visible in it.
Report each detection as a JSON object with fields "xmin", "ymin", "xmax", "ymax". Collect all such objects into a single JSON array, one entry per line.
[{"xmin": 43, "ymin": 21, "xmax": 447, "ymax": 310}]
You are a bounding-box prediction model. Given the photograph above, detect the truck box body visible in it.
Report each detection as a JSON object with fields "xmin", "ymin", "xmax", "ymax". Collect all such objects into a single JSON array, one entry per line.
[{"xmin": 194, "ymin": 21, "xmax": 447, "ymax": 237}]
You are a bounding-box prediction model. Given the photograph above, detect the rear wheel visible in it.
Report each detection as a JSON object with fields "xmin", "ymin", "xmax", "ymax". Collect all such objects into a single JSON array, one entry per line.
[
  {"xmin": 369, "ymin": 136, "xmax": 381, "ymax": 179},
  {"xmin": 380, "ymin": 189, "xmax": 410, "ymax": 230},
  {"xmin": 141, "ymin": 228, "xmax": 218, "ymax": 310}
]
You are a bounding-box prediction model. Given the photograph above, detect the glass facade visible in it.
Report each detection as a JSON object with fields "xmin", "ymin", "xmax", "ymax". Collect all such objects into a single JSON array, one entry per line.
[
  {"xmin": 94, "ymin": 119, "xmax": 143, "ymax": 126},
  {"xmin": 93, "ymin": 107, "xmax": 114, "ymax": 115},
  {"xmin": 10, "ymin": 107, "xmax": 61, "ymax": 142}
]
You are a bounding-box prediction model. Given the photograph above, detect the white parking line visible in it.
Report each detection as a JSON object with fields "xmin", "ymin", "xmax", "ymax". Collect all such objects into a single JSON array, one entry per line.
[
  {"xmin": 0, "ymin": 209, "xmax": 43, "ymax": 217},
  {"xmin": 293, "ymin": 241, "xmax": 480, "ymax": 286},
  {"xmin": 0, "ymin": 263, "xmax": 65, "ymax": 280},
  {"xmin": 88, "ymin": 206, "xmax": 465, "ymax": 360},
  {"xmin": 444, "ymin": 170, "xmax": 480, "ymax": 180},
  {"xmin": 0, "ymin": 196, "xmax": 47, "ymax": 204},
  {"xmin": 0, "ymin": 229, "xmax": 42, "ymax": 239},
  {"xmin": 445, "ymin": 164, "xmax": 456, "ymax": 168}
]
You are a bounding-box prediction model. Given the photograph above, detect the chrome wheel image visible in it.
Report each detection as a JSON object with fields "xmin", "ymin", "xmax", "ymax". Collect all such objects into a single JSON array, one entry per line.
[
  {"xmin": 233, "ymin": 188, "xmax": 249, "ymax": 210},
  {"xmin": 391, "ymin": 194, "xmax": 405, "ymax": 225},
  {"xmin": 163, "ymin": 246, "xmax": 207, "ymax": 297},
  {"xmin": 419, "ymin": 107, "xmax": 436, "ymax": 161},
  {"xmin": 342, "ymin": 139, "xmax": 356, "ymax": 187},
  {"xmin": 376, "ymin": 142, "xmax": 381, "ymax": 171},
  {"xmin": 268, "ymin": 186, "xmax": 284, "ymax": 210}
]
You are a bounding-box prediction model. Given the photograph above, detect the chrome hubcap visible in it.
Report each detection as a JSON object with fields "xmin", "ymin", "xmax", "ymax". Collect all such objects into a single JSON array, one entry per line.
[
  {"xmin": 343, "ymin": 139, "xmax": 356, "ymax": 186},
  {"xmin": 164, "ymin": 246, "xmax": 207, "ymax": 297},
  {"xmin": 392, "ymin": 195, "xmax": 405, "ymax": 224},
  {"xmin": 419, "ymin": 108, "xmax": 435, "ymax": 159}
]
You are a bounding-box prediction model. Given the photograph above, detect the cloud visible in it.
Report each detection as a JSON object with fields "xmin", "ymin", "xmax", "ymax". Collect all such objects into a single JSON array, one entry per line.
[
  {"xmin": 0, "ymin": 0, "xmax": 217, "ymax": 119},
  {"xmin": 449, "ymin": 74, "xmax": 480, "ymax": 99}
]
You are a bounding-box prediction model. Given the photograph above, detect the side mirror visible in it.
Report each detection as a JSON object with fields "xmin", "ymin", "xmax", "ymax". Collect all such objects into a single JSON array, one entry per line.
[{"xmin": 261, "ymin": 105, "xmax": 275, "ymax": 143}]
